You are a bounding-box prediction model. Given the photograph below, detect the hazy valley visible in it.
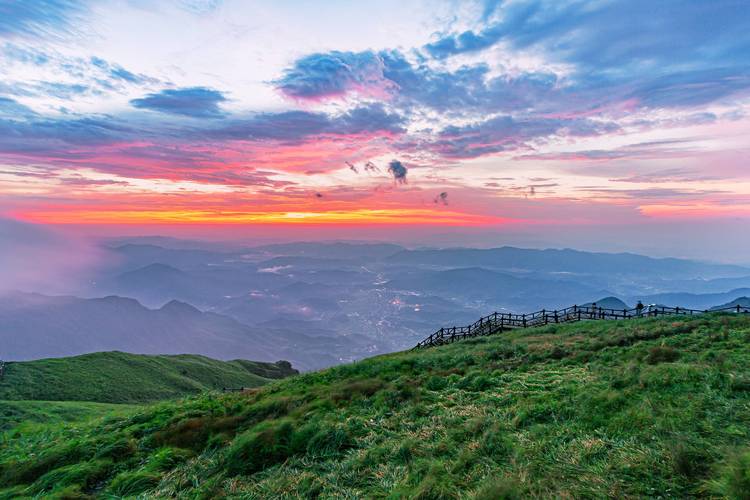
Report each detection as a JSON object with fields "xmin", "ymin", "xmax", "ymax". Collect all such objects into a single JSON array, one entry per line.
[{"xmin": 3, "ymin": 239, "xmax": 750, "ymax": 371}]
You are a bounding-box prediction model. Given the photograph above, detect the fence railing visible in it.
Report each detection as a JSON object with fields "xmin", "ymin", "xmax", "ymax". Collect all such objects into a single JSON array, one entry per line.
[
  {"xmin": 222, "ymin": 387, "xmax": 249, "ymax": 392},
  {"xmin": 414, "ymin": 303, "xmax": 750, "ymax": 349}
]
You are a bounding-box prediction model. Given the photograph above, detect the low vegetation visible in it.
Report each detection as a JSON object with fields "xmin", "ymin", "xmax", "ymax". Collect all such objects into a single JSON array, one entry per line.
[
  {"xmin": 0, "ymin": 400, "xmax": 140, "ymax": 432},
  {"xmin": 0, "ymin": 351, "xmax": 297, "ymax": 404},
  {"xmin": 2, "ymin": 314, "xmax": 750, "ymax": 497}
]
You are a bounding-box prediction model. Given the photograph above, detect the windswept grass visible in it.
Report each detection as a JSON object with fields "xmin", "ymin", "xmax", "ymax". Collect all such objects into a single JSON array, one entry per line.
[
  {"xmin": 0, "ymin": 400, "xmax": 140, "ymax": 432},
  {"xmin": 2, "ymin": 313, "xmax": 750, "ymax": 497}
]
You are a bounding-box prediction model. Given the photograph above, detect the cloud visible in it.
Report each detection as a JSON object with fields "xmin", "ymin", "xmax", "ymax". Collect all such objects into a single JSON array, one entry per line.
[
  {"xmin": 276, "ymin": 38, "xmax": 750, "ymax": 136},
  {"xmin": 480, "ymin": 0, "xmax": 504, "ymax": 22},
  {"xmin": 33, "ymin": 81, "xmax": 90, "ymax": 99},
  {"xmin": 382, "ymin": 50, "xmax": 562, "ymax": 114},
  {"xmin": 0, "ymin": 0, "xmax": 86, "ymax": 39},
  {"xmin": 0, "ymin": 45, "xmax": 158, "ymax": 100},
  {"xmin": 364, "ymin": 161, "xmax": 380, "ymax": 173},
  {"xmin": 578, "ymin": 186, "xmax": 726, "ymax": 199},
  {"xmin": 421, "ymin": 1, "xmax": 750, "ymax": 114},
  {"xmin": 609, "ymin": 168, "xmax": 723, "ymax": 184},
  {"xmin": 131, "ymin": 87, "xmax": 228, "ymax": 118},
  {"xmin": 425, "ymin": 0, "xmax": 750, "ymax": 69},
  {"xmin": 206, "ymin": 103, "xmax": 405, "ymax": 141},
  {"xmin": 278, "ymin": 49, "xmax": 561, "ymax": 115},
  {"xmin": 178, "ymin": 0, "xmax": 223, "ymax": 15},
  {"xmin": 629, "ymin": 69, "xmax": 750, "ymax": 108},
  {"xmin": 275, "ymin": 51, "xmax": 397, "ymax": 101},
  {"xmin": 434, "ymin": 191, "xmax": 448, "ymax": 205},
  {"xmin": 424, "ymin": 115, "xmax": 618, "ymax": 158},
  {"xmin": 0, "ymin": 102, "xmax": 406, "ymax": 185},
  {"xmin": 515, "ymin": 138, "xmax": 702, "ymax": 162},
  {"xmin": 0, "ymin": 43, "xmax": 50, "ymax": 65},
  {"xmin": 347, "ymin": 160, "xmax": 382, "ymax": 175},
  {"xmin": 388, "ymin": 160, "xmax": 407, "ymax": 184},
  {"xmin": 0, "ymin": 115, "xmax": 132, "ymax": 153},
  {"xmin": 90, "ymin": 56, "xmax": 151, "ymax": 85},
  {"xmin": 0, "ymin": 97, "xmax": 36, "ymax": 117}
]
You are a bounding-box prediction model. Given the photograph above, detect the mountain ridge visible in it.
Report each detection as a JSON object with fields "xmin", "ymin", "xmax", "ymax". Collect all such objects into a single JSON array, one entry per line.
[{"xmin": 0, "ymin": 292, "xmax": 335, "ymax": 370}]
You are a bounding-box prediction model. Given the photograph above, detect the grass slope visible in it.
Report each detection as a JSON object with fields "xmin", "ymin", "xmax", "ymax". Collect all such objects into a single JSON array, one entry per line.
[
  {"xmin": 0, "ymin": 400, "xmax": 141, "ymax": 433},
  {"xmin": 0, "ymin": 351, "xmax": 297, "ymax": 404},
  {"xmin": 3, "ymin": 314, "xmax": 750, "ymax": 498}
]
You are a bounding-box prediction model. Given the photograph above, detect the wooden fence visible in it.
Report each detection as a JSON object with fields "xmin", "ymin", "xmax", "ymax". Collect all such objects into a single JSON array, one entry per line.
[{"xmin": 414, "ymin": 303, "xmax": 750, "ymax": 349}]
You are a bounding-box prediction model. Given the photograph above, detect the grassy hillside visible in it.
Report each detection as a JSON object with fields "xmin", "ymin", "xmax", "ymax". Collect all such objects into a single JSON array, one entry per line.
[
  {"xmin": 0, "ymin": 351, "xmax": 297, "ymax": 404},
  {"xmin": 3, "ymin": 314, "xmax": 750, "ymax": 498},
  {"xmin": 0, "ymin": 400, "xmax": 140, "ymax": 432}
]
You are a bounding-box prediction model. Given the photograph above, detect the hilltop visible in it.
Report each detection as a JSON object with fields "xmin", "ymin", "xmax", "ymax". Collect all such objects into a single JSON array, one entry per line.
[
  {"xmin": 0, "ymin": 351, "xmax": 297, "ymax": 404},
  {"xmin": 2, "ymin": 314, "xmax": 750, "ymax": 497}
]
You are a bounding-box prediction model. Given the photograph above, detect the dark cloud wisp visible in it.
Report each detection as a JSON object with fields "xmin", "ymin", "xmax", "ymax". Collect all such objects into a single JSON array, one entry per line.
[{"xmin": 388, "ymin": 160, "xmax": 408, "ymax": 184}]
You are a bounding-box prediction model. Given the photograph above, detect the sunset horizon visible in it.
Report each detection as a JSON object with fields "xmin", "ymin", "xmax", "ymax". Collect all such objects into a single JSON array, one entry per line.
[{"xmin": 2, "ymin": 0, "xmax": 749, "ymax": 263}]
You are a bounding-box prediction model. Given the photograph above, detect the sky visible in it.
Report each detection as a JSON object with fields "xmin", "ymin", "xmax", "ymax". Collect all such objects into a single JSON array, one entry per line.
[{"xmin": 1, "ymin": 0, "xmax": 749, "ymax": 261}]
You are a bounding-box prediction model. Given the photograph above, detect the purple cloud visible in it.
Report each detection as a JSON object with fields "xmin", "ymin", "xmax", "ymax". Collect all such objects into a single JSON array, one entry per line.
[
  {"xmin": 425, "ymin": 0, "xmax": 750, "ymax": 70},
  {"xmin": 206, "ymin": 103, "xmax": 405, "ymax": 142},
  {"xmin": 424, "ymin": 115, "xmax": 618, "ymax": 158},
  {"xmin": 275, "ymin": 51, "xmax": 396, "ymax": 101},
  {"xmin": 131, "ymin": 87, "xmax": 228, "ymax": 118}
]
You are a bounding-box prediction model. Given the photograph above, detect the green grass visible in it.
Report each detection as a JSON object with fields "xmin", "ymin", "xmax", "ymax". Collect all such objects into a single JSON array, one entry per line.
[
  {"xmin": 3, "ymin": 314, "xmax": 750, "ymax": 498},
  {"xmin": 0, "ymin": 351, "xmax": 297, "ymax": 404},
  {"xmin": 0, "ymin": 400, "xmax": 141, "ymax": 432}
]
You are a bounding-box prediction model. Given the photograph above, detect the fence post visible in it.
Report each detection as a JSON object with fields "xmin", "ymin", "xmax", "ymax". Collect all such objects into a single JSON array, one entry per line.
[{"xmin": 523, "ymin": 314, "xmax": 527, "ymax": 328}]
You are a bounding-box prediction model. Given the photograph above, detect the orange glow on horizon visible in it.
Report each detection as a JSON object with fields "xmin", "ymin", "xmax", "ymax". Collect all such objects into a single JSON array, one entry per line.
[{"xmin": 15, "ymin": 207, "xmax": 514, "ymax": 226}]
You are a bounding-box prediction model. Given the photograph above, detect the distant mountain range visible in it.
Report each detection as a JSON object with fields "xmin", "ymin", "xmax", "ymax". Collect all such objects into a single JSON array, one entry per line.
[
  {"xmin": 386, "ymin": 267, "xmax": 608, "ymax": 309},
  {"xmin": 386, "ymin": 247, "xmax": 749, "ymax": 279},
  {"xmin": 0, "ymin": 292, "xmax": 368, "ymax": 370},
  {"xmin": 712, "ymin": 297, "xmax": 750, "ymax": 310},
  {"xmin": 632, "ymin": 288, "xmax": 750, "ymax": 310},
  {"xmin": 8, "ymin": 240, "xmax": 750, "ymax": 370}
]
